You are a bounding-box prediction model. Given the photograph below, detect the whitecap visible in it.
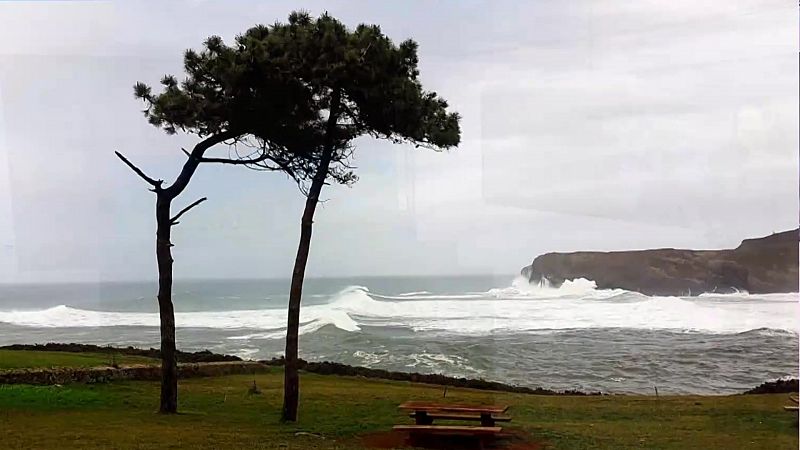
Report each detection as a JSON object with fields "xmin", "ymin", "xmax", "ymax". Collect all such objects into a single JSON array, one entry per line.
[{"xmin": 1, "ymin": 278, "xmax": 796, "ymax": 336}]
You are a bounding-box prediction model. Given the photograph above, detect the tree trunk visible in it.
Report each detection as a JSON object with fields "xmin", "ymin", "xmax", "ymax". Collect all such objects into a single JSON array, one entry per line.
[
  {"xmin": 155, "ymin": 195, "xmax": 178, "ymax": 414},
  {"xmin": 281, "ymin": 159, "xmax": 332, "ymax": 422},
  {"xmin": 116, "ymin": 132, "xmax": 239, "ymax": 415},
  {"xmin": 281, "ymin": 90, "xmax": 340, "ymax": 422}
]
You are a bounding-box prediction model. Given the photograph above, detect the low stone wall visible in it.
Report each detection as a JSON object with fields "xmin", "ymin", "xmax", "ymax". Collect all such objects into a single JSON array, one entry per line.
[
  {"xmin": 743, "ymin": 378, "xmax": 799, "ymax": 395},
  {"xmin": 261, "ymin": 358, "xmax": 604, "ymax": 396},
  {"xmin": 1, "ymin": 343, "xmax": 241, "ymax": 363},
  {"xmin": 0, "ymin": 361, "xmax": 269, "ymax": 385}
]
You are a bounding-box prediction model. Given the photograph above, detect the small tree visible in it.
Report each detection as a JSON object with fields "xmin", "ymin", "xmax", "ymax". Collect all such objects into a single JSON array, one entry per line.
[
  {"xmin": 116, "ymin": 34, "xmax": 317, "ymax": 413},
  {"xmin": 239, "ymin": 12, "xmax": 462, "ymax": 422}
]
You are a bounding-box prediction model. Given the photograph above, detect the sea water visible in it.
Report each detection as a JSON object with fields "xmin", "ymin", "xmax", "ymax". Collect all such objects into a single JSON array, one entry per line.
[{"xmin": 0, "ymin": 275, "xmax": 796, "ymax": 394}]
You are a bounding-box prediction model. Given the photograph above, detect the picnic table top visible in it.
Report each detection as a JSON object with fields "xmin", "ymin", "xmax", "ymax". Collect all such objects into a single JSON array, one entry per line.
[{"xmin": 398, "ymin": 401, "xmax": 509, "ymax": 414}]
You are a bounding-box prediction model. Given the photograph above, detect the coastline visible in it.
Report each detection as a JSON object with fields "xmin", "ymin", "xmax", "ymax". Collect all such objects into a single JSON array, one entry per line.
[{"xmin": 2, "ymin": 343, "xmax": 796, "ymax": 395}]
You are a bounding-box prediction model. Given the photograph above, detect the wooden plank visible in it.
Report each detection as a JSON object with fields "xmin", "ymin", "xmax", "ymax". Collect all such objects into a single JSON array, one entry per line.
[
  {"xmin": 399, "ymin": 401, "xmax": 509, "ymax": 414},
  {"xmin": 393, "ymin": 425, "xmax": 502, "ymax": 435},
  {"xmin": 399, "ymin": 401, "xmax": 508, "ymax": 411},
  {"xmin": 408, "ymin": 412, "xmax": 512, "ymax": 422},
  {"xmin": 784, "ymin": 406, "xmax": 799, "ymax": 411}
]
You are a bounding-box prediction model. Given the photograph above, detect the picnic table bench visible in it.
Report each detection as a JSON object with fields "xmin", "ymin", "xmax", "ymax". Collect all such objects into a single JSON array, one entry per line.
[
  {"xmin": 393, "ymin": 401, "xmax": 510, "ymax": 439},
  {"xmin": 784, "ymin": 395, "xmax": 798, "ymax": 412}
]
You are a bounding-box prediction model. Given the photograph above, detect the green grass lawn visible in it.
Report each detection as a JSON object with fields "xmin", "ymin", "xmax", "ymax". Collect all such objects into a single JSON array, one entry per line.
[
  {"xmin": 0, "ymin": 351, "xmax": 796, "ymax": 449},
  {"xmin": 0, "ymin": 349, "xmax": 157, "ymax": 370}
]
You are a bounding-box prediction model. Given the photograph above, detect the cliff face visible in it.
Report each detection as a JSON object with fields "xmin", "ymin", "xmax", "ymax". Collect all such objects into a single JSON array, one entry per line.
[{"xmin": 521, "ymin": 229, "xmax": 798, "ymax": 296}]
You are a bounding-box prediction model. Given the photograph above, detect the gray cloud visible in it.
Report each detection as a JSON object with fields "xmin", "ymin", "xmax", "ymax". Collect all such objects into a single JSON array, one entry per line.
[{"xmin": 0, "ymin": 0, "xmax": 795, "ymax": 282}]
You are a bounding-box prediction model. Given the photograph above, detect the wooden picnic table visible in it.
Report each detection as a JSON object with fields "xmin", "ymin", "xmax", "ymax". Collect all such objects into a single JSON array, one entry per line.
[
  {"xmin": 784, "ymin": 395, "xmax": 799, "ymax": 412},
  {"xmin": 398, "ymin": 401, "xmax": 510, "ymax": 427}
]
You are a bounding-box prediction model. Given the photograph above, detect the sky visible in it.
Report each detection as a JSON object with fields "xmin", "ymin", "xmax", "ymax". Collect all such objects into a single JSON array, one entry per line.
[{"xmin": 0, "ymin": 0, "xmax": 796, "ymax": 283}]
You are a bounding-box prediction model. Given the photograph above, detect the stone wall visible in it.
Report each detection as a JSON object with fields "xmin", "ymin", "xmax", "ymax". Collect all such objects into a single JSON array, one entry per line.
[{"xmin": 0, "ymin": 361, "xmax": 269, "ymax": 385}]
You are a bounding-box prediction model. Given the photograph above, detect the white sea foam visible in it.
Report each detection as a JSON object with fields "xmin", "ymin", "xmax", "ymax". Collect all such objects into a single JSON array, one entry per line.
[
  {"xmin": 350, "ymin": 349, "xmax": 481, "ymax": 374},
  {"xmin": 0, "ymin": 298, "xmax": 360, "ymax": 334},
  {"xmin": 397, "ymin": 291, "xmax": 432, "ymax": 297},
  {"xmin": 0, "ymin": 278, "xmax": 796, "ymax": 336},
  {"xmin": 232, "ymin": 348, "xmax": 259, "ymax": 359}
]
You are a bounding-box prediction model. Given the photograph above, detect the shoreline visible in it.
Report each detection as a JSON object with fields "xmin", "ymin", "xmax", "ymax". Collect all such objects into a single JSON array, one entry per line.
[{"xmin": 2, "ymin": 342, "xmax": 796, "ymax": 395}]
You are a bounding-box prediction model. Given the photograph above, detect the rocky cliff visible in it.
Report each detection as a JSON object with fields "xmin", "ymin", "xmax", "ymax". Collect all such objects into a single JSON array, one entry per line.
[{"xmin": 521, "ymin": 229, "xmax": 799, "ymax": 296}]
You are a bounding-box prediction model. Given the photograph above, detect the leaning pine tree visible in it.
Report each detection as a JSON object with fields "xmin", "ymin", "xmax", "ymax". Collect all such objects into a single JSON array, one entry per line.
[
  {"xmin": 115, "ymin": 34, "xmax": 319, "ymax": 413},
  {"xmin": 240, "ymin": 12, "xmax": 462, "ymax": 422}
]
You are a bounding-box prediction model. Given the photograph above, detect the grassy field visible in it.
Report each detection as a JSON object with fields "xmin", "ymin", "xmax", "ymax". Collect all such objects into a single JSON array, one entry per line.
[
  {"xmin": 0, "ymin": 349, "xmax": 157, "ymax": 370},
  {"xmin": 0, "ymin": 351, "xmax": 797, "ymax": 449}
]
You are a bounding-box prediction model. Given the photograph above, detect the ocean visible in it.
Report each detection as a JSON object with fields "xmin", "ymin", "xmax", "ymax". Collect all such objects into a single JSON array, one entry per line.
[{"xmin": 0, "ymin": 275, "xmax": 796, "ymax": 394}]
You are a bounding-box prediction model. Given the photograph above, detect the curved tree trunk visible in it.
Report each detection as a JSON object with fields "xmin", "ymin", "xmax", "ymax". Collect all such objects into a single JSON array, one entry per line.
[
  {"xmin": 281, "ymin": 154, "xmax": 332, "ymax": 422},
  {"xmin": 281, "ymin": 90, "xmax": 340, "ymax": 422},
  {"xmin": 155, "ymin": 195, "xmax": 178, "ymax": 414},
  {"xmin": 115, "ymin": 131, "xmax": 239, "ymax": 415}
]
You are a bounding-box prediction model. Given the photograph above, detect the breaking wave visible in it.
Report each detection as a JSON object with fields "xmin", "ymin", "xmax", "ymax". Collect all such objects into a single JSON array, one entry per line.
[{"xmin": 0, "ymin": 277, "xmax": 796, "ymax": 337}]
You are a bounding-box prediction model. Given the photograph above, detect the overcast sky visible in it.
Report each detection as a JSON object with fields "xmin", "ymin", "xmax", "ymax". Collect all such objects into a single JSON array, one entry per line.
[{"xmin": 0, "ymin": 0, "xmax": 796, "ymax": 283}]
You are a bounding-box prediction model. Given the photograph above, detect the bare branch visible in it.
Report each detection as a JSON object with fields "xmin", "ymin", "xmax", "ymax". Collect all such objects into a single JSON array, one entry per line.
[
  {"xmin": 198, "ymin": 152, "xmax": 270, "ymax": 165},
  {"xmin": 166, "ymin": 129, "xmax": 241, "ymax": 198},
  {"xmin": 170, "ymin": 197, "xmax": 207, "ymax": 225},
  {"xmin": 115, "ymin": 151, "xmax": 164, "ymax": 189}
]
